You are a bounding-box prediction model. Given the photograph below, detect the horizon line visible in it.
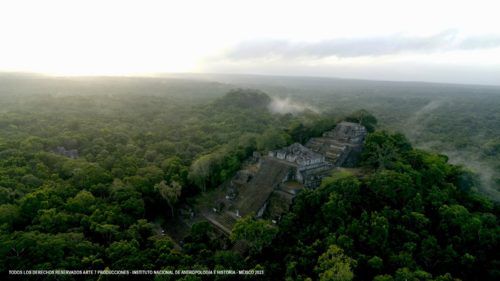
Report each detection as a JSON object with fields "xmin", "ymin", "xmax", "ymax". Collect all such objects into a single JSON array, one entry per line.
[{"xmin": 1, "ymin": 70, "xmax": 500, "ymax": 88}]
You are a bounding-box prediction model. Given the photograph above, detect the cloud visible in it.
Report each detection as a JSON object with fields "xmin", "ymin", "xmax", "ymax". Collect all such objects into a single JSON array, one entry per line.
[
  {"xmin": 268, "ymin": 97, "xmax": 317, "ymax": 114},
  {"xmin": 459, "ymin": 36, "xmax": 500, "ymax": 50},
  {"xmin": 225, "ymin": 30, "xmax": 500, "ymax": 60}
]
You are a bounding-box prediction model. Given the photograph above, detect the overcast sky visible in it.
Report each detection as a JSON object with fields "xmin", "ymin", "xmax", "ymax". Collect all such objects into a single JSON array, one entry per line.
[{"xmin": 1, "ymin": 0, "xmax": 500, "ymax": 85}]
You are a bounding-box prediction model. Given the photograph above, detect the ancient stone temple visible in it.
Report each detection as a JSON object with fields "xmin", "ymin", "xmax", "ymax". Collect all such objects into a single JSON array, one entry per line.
[
  {"xmin": 323, "ymin": 121, "xmax": 367, "ymax": 144},
  {"xmin": 268, "ymin": 143, "xmax": 325, "ymax": 166},
  {"xmin": 266, "ymin": 121, "xmax": 368, "ymax": 188},
  {"xmin": 201, "ymin": 121, "xmax": 368, "ymax": 237},
  {"xmin": 306, "ymin": 121, "xmax": 367, "ymax": 167},
  {"xmin": 268, "ymin": 143, "xmax": 333, "ymax": 188}
]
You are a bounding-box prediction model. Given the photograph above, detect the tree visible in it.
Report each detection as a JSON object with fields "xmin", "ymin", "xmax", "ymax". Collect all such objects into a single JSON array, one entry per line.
[
  {"xmin": 213, "ymin": 251, "xmax": 245, "ymax": 269},
  {"xmin": 256, "ymin": 129, "xmax": 289, "ymax": 151},
  {"xmin": 230, "ymin": 216, "xmax": 278, "ymax": 255},
  {"xmin": 288, "ymin": 122, "xmax": 310, "ymax": 144},
  {"xmin": 315, "ymin": 245, "xmax": 356, "ymax": 281},
  {"xmin": 215, "ymin": 89, "xmax": 271, "ymax": 109},
  {"xmin": 154, "ymin": 180, "xmax": 182, "ymax": 216},
  {"xmin": 188, "ymin": 154, "xmax": 212, "ymax": 191},
  {"xmin": 161, "ymin": 156, "xmax": 188, "ymax": 185},
  {"xmin": 368, "ymin": 256, "xmax": 384, "ymax": 270},
  {"xmin": 18, "ymin": 189, "xmax": 49, "ymax": 222},
  {"xmin": 345, "ymin": 109, "xmax": 377, "ymax": 132},
  {"xmin": 0, "ymin": 204, "xmax": 20, "ymax": 230},
  {"xmin": 373, "ymin": 275, "xmax": 394, "ymax": 281},
  {"xmin": 35, "ymin": 208, "xmax": 74, "ymax": 233},
  {"xmin": 105, "ymin": 240, "xmax": 146, "ymax": 269},
  {"xmin": 362, "ymin": 131, "xmax": 412, "ymax": 170},
  {"xmin": 66, "ymin": 190, "xmax": 96, "ymax": 214},
  {"xmin": 127, "ymin": 219, "xmax": 154, "ymax": 246},
  {"xmin": 367, "ymin": 170, "xmax": 415, "ymax": 207}
]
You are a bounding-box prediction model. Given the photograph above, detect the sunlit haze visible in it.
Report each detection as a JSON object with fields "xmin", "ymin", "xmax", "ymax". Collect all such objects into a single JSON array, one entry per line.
[{"xmin": 1, "ymin": 0, "xmax": 500, "ymax": 84}]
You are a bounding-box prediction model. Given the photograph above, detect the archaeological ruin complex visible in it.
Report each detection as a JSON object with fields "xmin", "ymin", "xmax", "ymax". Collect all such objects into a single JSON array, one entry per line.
[{"xmin": 200, "ymin": 121, "xmax": 368, "ymax": 236}]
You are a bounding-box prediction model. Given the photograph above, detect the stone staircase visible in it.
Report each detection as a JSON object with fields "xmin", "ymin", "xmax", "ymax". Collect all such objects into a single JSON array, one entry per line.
[
  {"xmin": 306, "ymin": 138, "xmax": 350, "ymax": 164},
  {"xmin": 236, "ymin": 158, "xmax": 292, "ymax": 216}
]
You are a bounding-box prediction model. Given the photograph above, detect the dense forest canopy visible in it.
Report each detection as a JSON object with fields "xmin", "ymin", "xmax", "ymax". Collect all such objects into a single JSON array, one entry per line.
[
  {"xmin": 182, "ymin": 74, "xmax": 500, "ymax": 198},
  {"xmin": 257, "ymin": 131, "xmax": 499, "ymax": 281},
  {"xmin": 0, "ymin": 74, "xmax": 498, "ymax": 280},
  {"xmin": 5, "ymin": 74, "xmax": 497, "ymax": 195}
]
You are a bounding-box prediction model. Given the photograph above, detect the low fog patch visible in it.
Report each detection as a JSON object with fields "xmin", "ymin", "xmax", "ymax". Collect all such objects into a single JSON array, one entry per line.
[
  {"xmin": 416, "ymin": 142, "xmax": 500, "ymax": 201},
  {"xmin": 268, "ymin": 97, "xmax": 317, "ymax": 114}
]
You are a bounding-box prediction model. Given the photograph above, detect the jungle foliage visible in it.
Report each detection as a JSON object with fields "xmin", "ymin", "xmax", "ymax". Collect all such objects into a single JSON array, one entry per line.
[
  {"xmin": 252, "ymin": 131, "xmax": 499, "ymax": 281},
  {"xmin": 0, "ymin": 75, "xmax": 498, "ymax": 281},
  {"xmin": 0, "ymin": 83, "xmax": 335, "ymax": 278}
]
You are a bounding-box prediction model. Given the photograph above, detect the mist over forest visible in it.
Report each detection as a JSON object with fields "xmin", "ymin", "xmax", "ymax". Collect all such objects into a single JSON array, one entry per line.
[
  {"xmin": 3, "ymin": 73, "xmax": 497, "ymax": 197},
  {"xmin": 1, "ymin": 0, "xmax": 500, "ymax": 279},
  {"xmin": 182, "ymin": 74, "xmax": 500, "ymax": 198},
  {"xmin": 0, "ymin": 73, "xmax": 499, "ymax": 280}
]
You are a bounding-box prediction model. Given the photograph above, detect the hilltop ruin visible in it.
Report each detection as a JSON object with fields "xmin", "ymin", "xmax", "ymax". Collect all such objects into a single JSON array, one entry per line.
[
  {"xmin": 306, "ymin": 121, "xmax": 367, "ymax": 166},
  {"xmin": 201, "ymin": 121, "xmax": 368, "ymax": 235}
]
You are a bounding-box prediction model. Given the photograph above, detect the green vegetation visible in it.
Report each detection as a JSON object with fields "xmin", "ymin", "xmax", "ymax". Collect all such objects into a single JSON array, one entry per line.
[
  {"xmin": 0, "ymin": 74, "xmax": 498, "ymax": 281},
  {"xmin": 252, "ymin": 131, "xmax": 499, "ymax": 281},
  {"xmin": 230, "ymin": 215, "xmax": 278, "ymax": 255},
  {"xmin": 0, "ymin": 80, "xmax": 333, "ymax": 277},
  {"xmin": 203, "ymin": 74, "xmax": 500, "ymax": 196}
]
